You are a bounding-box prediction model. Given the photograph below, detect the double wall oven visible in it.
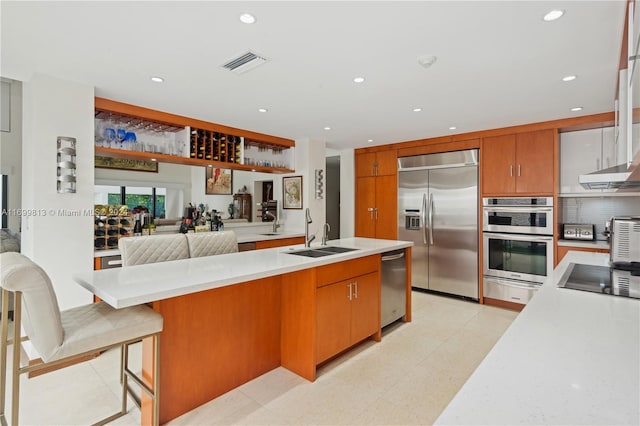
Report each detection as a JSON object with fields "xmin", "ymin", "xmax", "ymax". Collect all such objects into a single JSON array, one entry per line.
[{"xmin": 483, "ymin": 197, "xmax": 554, "ymax": 304}]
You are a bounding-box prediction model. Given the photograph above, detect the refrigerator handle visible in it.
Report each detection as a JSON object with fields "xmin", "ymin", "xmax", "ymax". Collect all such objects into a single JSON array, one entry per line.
[
  {"xmin": 422, "ymin": 193, "xmax": 428, "ymax": 245},
  {"xmin": 428, "ymin": 193, "xmax": 434, "ymax": 245}
]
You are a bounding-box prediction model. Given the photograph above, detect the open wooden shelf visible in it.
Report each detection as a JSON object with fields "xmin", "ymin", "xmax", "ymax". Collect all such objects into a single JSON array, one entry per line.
[{"xmin": 95, "ymin": 146, "xmax": 295, "ymax": 173}]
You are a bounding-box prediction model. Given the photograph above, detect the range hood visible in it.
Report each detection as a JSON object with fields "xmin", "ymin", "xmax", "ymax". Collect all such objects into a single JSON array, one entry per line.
[{"xmin": 579, "ymin": 159, "xmax": 640, "ymax": 190}]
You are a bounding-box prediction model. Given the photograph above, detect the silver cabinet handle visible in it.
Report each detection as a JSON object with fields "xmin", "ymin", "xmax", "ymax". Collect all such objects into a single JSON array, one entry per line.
[
  {"xmin": 374, "ymin": 208, "xmax": 378, "ymax": 220},
  {"xmin": 348, "ymin": 283, "xmax": 352, "ymax": 300},
  {"xmin": 367, "ymin": 207, "xmax": 375, "ymax": 220},
  {"xmin": 422, "ymin": 193, "xmax": 428, "ymax": 245},
  {"xmin": 428, "ymin": 193, "xmax": 434, "ymax": 245},
  {"xmin": 510, "ymin": 165, "xmax": 513, "ymax": 177},
  {"xmin": 517, "ymin": 164, "xmax": 521, "ymax": 177},
  {"xmin": 353, "ymin": 281, "xmax": 358, "ymax": 299}
]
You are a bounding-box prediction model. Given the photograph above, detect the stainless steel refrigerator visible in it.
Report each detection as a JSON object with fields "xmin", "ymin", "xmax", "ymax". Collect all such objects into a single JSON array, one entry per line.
[{"xmin": 398, "ymin": 149, "xmax": 479, "ymax": 299}]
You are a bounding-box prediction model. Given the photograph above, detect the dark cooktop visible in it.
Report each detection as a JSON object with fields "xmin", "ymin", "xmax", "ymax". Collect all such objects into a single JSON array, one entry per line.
[{"xmin": 558, "ymin": 263, "xmax": 640, "ymax": 299}]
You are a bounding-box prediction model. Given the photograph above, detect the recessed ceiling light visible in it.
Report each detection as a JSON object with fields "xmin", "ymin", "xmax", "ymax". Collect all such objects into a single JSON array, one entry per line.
[
  {"xmin": 258, "ymin": 108, "xmax": 268, "ymax": 113},
  {"xmin": 412, "ymin": 108, "xmax": 422, "ymax": 112},
  {"xmin": 449, "ymin": 126, "xmax": 457, "ymax": 130},
  {"xmin": 150, "ymin": 76, "xmax": 164, "ymax": 83},
  {"xmin": 562, "ymin": 75, "xmax": 577, "ymax": 82},
  {"xmin": 151, "ymin": 158, "xmax": 157, "ymax": 162},
  {"xmin": 367, "ymin": 139, "xmax": 374, "ymax": 143},
  {"xmin": 571, "ymin": 107, "xmax": 583, "ymax": 112},
  {"xmin": 543, "ymin": 10, "xmax": 564, "ymax": 21},
  {"xmin": 353, "ymin": 77, "xmax": 365, "ymax": 83},
  {"xmin": 239, "ymin": 13, "xmax": 256, "ymax": 24},
  {"xmin": 323, "ymin": 126, "xmax": 331, "ymax": 130}
]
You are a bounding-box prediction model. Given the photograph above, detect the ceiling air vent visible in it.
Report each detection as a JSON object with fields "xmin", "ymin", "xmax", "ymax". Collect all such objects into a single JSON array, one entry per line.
[{"xmin": 221, "ymin": 51, "xmax": 268, "ymax": 75}]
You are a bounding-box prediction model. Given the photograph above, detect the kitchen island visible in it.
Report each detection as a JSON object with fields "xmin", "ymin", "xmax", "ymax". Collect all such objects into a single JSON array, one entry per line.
[
  {"xmin": 435, "ymin": 251, "xmax": 640, "ymax": 425},
  {"xmin": 74, "ymin": 237, "xmax": 412, "ymax": 425}
]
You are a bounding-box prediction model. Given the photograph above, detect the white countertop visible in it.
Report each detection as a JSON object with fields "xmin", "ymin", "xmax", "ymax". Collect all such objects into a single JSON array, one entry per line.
[
  {"xmin": 435, "ymin": 251, "xmax": 640, "ymax": 425},
  {"xmin": 557, "ymin": 239, "xmax": 610, "ymax": 249},
  {"xmin": 77, "ymin": 237, "xmax": 412, "ymax": 309}
]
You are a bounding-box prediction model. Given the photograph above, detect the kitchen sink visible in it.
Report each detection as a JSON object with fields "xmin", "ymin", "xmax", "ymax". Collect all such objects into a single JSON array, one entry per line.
[
  {"xmin": 314, "ymin": 246, "xmax": 359, "ymax": 253},
  {"xmin": 285, "ymin": 246, "xmax": 359, "ymax": 258},
  {"xmin": 286, "ymin": 249, "xmax": 336, "ymax": 257}
]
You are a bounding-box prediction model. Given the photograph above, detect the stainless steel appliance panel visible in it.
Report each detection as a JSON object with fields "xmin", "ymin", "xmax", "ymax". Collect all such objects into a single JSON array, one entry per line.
[
  {"xmin": 398, "ymin": 149, "xmax": 479, "ymax": 299},
  {"xmin": 483, "ymin": 232, "xmax": 554, "ymax": 284},
  {"xmin": 428, "ymin": 166, "xmax": 478, "ymax": 298},
  {"xmin": 610, "ymin": 217, "xmax": 640, "ymax": 264},
  {"xmin": 381, "ymin": 249, "xmax": 407, "ymax": 327},
  {"xmin": 482, "ymin": 198, "xmax": 554, "ymax": 235},
  {"xmin": 398, "ymin": 169, "xmax": 430, "ymax": 290},
  {"xmin": 483, "ymin": 276, "xmax": 540, "ymax": 304}
]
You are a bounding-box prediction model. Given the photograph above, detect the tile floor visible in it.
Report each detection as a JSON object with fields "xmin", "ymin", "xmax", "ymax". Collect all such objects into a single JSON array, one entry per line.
[{"xmin": 13, "ymin": 291, "xmax": 518, "ymax": 425}]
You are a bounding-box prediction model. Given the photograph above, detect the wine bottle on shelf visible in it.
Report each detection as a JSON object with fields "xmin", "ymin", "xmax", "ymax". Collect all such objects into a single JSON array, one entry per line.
[
  {"xmin": 234, "ymin": 139, "xmax": 242, "ymax": 163},
  {"xmin": 190, "ymin": 132, "xmax": 197, "ymax": 158},
  {"xmin": 220, "ymin": 139, "xmax": 227, "ymax": 163},
  {"xmin": 204, "ymin": 131, "xmax": 212, "ymax": 160},
  {"xmin": 133, "ymin": 214, "xmax": 142, "ymax": 236},
  {"xmin": 197, "ymin": 130, "xmax": 205, "ymax": 159},
  {"xmin": 212, "ymin": 132, "xmax": 220, "ymax": 161}
]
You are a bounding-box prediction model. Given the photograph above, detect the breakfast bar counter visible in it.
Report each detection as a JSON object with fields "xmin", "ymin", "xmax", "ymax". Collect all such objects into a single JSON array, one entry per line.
[
  {"xmin": 74, "ymin": 237, "xmax": 412, "ymax": 425},
  {"xmin": 435, "ymin": 251, "xmax": 640, "ymax": 425}
]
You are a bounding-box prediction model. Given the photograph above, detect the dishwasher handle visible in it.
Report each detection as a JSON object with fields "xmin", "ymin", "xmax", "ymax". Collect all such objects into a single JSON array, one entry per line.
[{"xmin": 381, "ymin": 252, "xmax": 405, "ymax": 262}]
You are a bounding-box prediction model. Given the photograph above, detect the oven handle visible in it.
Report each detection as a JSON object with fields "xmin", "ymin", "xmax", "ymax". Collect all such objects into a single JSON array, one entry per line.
[
  {"xmin": 483, "ymin": 206, "xmax": 553, "ymax": 212},
  {"xmin": 484, "ymin": 232, "xmax": 553, "ymax": 243}
]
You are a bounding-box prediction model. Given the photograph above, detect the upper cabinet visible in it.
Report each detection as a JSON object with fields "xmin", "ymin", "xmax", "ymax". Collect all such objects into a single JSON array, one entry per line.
[
  {"xmin": 559, "ymin": 127, "xmax": 616, "ymax": 194},
  {"xmin": 355, "ymin": 150, "xmax": 398, "ymax": 177},
  {"xmin": 94, "ymin": 98, "xmax": 295, "ymax": 174},
  {"xmin": 481, "ymin": 129, "xmax": 555, "ymax": 196}
]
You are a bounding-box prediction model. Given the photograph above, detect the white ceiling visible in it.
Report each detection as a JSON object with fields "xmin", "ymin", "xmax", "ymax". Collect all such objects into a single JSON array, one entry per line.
[{"xmin": 1, "ymin": 1, "xmax": 628, "ymax": 150}]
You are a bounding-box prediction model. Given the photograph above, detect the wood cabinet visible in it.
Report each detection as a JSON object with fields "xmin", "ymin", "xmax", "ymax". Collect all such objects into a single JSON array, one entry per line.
[
  {"xmin": 315, "ymin": 265, "xmax": 380, "ymax": 364},
  {"xmin": 280, "ymin": 255, "xmax": 382, "ymax": 381},
  {"xmin": 482, "ymin": 129, "xmax": 555, "ymax": 195},
  {"xmin": 355, "ymin": 150, "xmax": 398, "ymax": 239},
  {"xmin": 556, "ymin": 245, "xmax": 609, "ymax": 265},
  {"xmin": 254, "ymin": 236, "xmax": 305, "ymax": 249},
  {"xmin": 356, "ymin": 150, "xmax": 398, "ymax": 177}
]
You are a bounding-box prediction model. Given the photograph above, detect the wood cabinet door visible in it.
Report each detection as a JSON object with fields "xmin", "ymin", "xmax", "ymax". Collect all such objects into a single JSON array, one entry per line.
[
  {"xmin": 355, "ymin": 177, "xmax": 376, "ymax": 237},
  {"xmin": 375, "ymin": 175, "xmax": 398, "ymax": 240},
  {"xmin": 350, "ymin": 272, "xmax": 380, "ymax": 344},
  {"xmin": 355, "ymin": 152, "xmax": 376, "ymax": 177},
  {"xmin": 515, "ymin": 130, "xmax": 555, "ymax": 194},
  {"xmin": 482, "ymin": 134, "xmax": 516, "ymax": 195},
  {"xmin": 375, "ymin": 150, "xmax": 398, "ymax": 176},
  {"xmin": 316, "ymin": 281, "xmax": 352, "ymax": 364}
]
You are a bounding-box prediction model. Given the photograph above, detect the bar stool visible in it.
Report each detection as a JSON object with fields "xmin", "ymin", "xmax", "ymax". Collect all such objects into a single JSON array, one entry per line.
[
  {"xmin": 185, "ymin": 231, "xmax": 239, "ymax": 258},
  {"xmin": 119, "ymin": 233, "xmax": 189, "ymax": 266},
  {"xmin": 0, "ymin": 252, "xmax": 163, "ymax": 425}
]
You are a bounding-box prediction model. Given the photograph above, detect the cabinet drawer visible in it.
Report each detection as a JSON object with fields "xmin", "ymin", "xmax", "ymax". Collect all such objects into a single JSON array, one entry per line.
[
  {"xmin": 316, "ymin": 255, "xmax": 379, "ymax": 287},
  {"xmin": 100, "ymin": 255, "xmax": 122, "ymax": 269}
]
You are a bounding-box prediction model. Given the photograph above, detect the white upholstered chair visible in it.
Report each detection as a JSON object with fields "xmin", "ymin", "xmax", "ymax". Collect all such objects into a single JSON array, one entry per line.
[
  {"xmin": 0, "ymin": 252, "xmax": 163, "ymax": 426},
  {"xmin": 118, "ymin": 233, "xmax": 189, "ymax": 266},
  {"xmin": 185, "ymin": 231, "xmax": 239, "ymax": 258}
]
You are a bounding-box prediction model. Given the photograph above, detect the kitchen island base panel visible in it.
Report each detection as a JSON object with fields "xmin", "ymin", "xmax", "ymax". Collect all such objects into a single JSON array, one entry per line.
[
  {"xmin": 482, "ymin": 296, "xmax": 525, "ymax": 312},
  {"xmin": 148, "ymin": 276, "xmax": 282, "ymax": 424}
]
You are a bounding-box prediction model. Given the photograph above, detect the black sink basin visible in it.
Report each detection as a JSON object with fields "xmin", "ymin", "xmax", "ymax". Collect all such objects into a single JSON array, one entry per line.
[
  {"xmin": 286, "ymin": 249, "xmax": 336, "ymax": 257},
  {"xmin": 285, "ymin": 246, "xmax": 359, "ymax": 258},
  {"xmin": 315, "ymin": 246, "xmax": 359, "ymax": 254}
]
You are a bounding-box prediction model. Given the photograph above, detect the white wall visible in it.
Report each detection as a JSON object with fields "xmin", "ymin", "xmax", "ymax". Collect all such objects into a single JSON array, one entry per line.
[
  {"xmin": 21, "ymin": 74, "xmax": 94, "ymax": 310},
  {"xmin": 0, "ymin": 79, "xmax": 23, "ymax": 233}
]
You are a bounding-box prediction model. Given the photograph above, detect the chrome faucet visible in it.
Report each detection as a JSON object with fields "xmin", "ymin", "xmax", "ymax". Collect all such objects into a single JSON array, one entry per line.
[
  {"xmin": 305, "ymin": 208, "xmax": 315, "ymax": 247},
  {"xmin": 265, "ymin": 211, "xmax": 280, "ymax": 233},
  {"xmin": 322, "ymin": 223, "xmax": 331, "ymax": 246}
]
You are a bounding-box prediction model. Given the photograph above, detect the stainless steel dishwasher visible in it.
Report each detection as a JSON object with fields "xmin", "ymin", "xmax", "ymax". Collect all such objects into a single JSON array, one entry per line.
[{"xmin": 381, "ymin": 249, "xmax": 407, "ymax": 327}]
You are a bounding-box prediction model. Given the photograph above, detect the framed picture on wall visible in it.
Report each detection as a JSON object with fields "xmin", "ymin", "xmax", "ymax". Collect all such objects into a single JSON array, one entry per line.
[
  {"xmin": 206, "ymin": 167, "xmax": 233, "ymax": 195},
  {"xmin": 282, "ymin": 175, "xmax": 303, "ymax": 209}
]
